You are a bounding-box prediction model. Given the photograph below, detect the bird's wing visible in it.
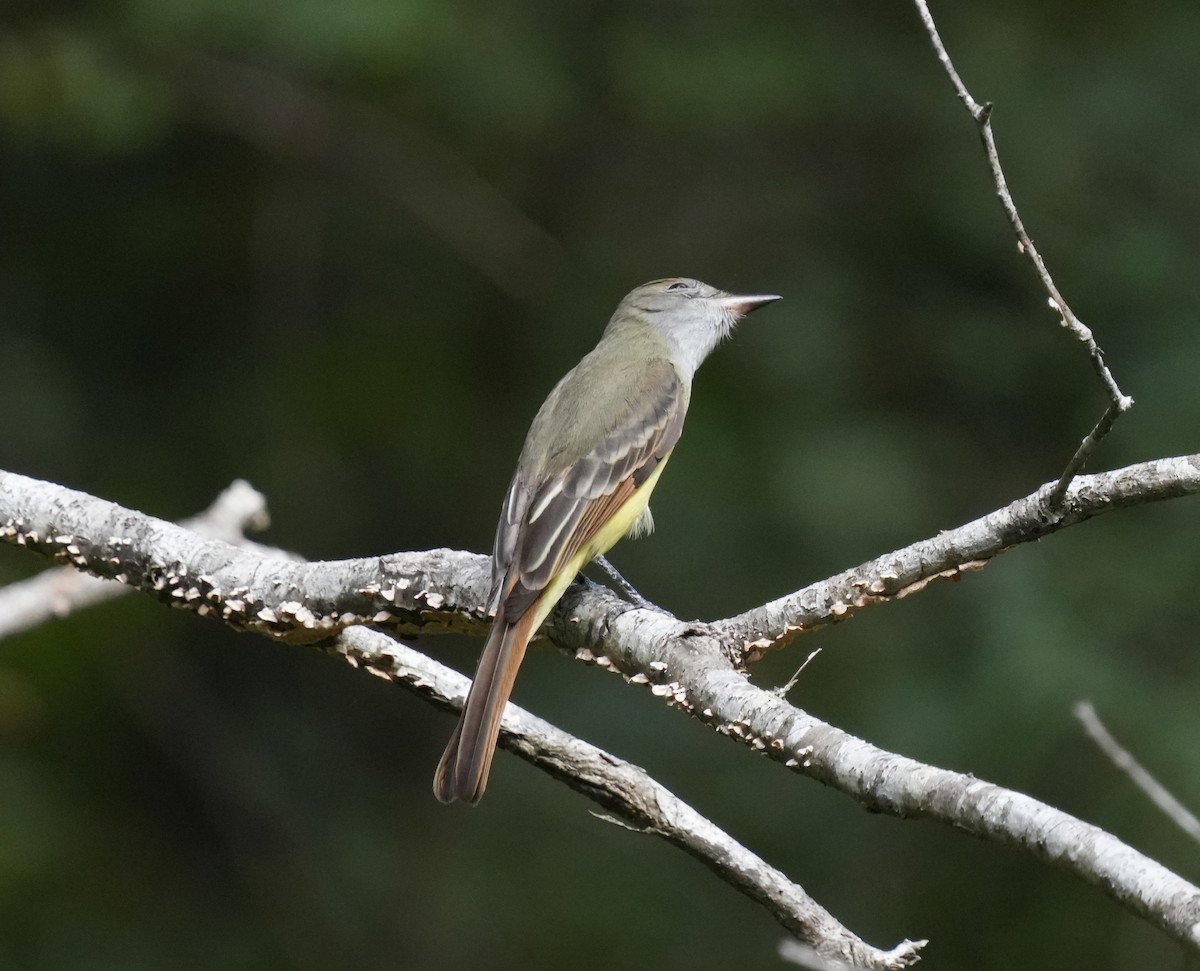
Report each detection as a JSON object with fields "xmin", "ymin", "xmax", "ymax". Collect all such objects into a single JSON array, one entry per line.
[{"xmin": 491, "ymin": 363, "xmax": 687, "ymax": 620}]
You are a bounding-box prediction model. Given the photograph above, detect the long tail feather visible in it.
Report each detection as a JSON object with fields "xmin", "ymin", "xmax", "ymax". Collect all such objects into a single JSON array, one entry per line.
[{"xmin": 433, "ymin": 606, "xmax": 540, "ymax": 805}]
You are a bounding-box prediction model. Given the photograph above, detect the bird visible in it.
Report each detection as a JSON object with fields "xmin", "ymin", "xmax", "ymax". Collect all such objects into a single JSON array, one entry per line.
[{"xmin": 433, "ymin": 277, "xmax": 780, "ymax": 804}]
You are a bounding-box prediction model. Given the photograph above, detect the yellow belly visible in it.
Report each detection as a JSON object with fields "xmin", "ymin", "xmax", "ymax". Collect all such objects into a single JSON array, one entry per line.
[{"xmin": 524, "ymin": 451, "xmax": 672, "ymax": 632}]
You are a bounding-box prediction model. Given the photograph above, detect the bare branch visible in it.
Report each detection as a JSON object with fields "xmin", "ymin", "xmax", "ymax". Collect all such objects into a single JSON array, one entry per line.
[
  {"xmin": 0, "ymin": 469, "xmax": 493, "ymax": 645},
  {"xmin": 548, "ymin": 587, "xmax": 1200, "ymax": 948},
  {"xmin": 0, "ymin": 479, "xmax": 270, "ymax": 639},
  {"xmin": 337, "ymin": 626, "xmax": 925, "ymax": 969},
  {"xmin": 0, "ymin": 471, "xmax": 921, "ymax": 965},
  {"xmin": 7, "ymin": 459, "xmax": 1197, "ymax": 657},
  {"xmin": 719, "ymin": 455, "xmax": 1200, "ymax": 657},
  {"xmin": 1075, "ymin": 701, "xmax": 1200, "ymax": 845},
  {"xmin": 4, "ymin": 467, "xmax": 1199, "ymax": 946},
  {"xmin": 911, "ymin": 0, "xmax": 1134, "ymax": 499}
]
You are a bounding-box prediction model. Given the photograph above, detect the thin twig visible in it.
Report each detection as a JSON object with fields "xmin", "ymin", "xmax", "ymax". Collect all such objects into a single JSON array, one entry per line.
[
  {"xmin": 912, "ymin": 0, "xmax": 1134, "ymax": 502},
  {"xmin": 1074, "ymin": 701, "xmax": 1200, "ymax": 845},
  {"xmin": 774, "ymin": 648, "xmax": 823, "ymax": 698}
]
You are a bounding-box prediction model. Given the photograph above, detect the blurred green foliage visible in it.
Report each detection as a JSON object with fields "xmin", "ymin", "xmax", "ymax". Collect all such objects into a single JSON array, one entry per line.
[{"xmin": 2, "ymin": 1, "xmax": 1199, "ymax": 968}]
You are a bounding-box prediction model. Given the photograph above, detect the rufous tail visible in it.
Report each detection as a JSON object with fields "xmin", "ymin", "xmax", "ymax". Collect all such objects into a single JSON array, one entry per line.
[{"xmin": 433, "ymin": 605, "xmax": 539, "ymax": 805}]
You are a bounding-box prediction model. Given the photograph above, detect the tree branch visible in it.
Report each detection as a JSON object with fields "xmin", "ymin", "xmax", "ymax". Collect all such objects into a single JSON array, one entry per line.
[
  {"xmin": 556, "ymin": 597, "xmax": 1200, "ymax": 945},
  {"xmin": 548, "ymin": 584, "xmax": 1200, "ymax": 949},
  {"xmin": 0, "ymin": 479, "xmax": 270, "ymax": 639},
  {"xmin": 0, "ymin": 471, "xmax": 922, "ymax": 967},
  {"xmin": 0, "ymin": 469, "xmax": 493, "ymax": 644},
  {"xmin": 4, "ymin": 466, "xmax": 1200, "ymax": 948},
  {"xmin": 718, "ymin": 455, "xmax": 1200, "ymax": 658},
  {"xmin": 7, "ymin": 458, "xmax": 1196, "ymax": 658},
  {"xmin": 911, "ymin": 0, "xmax": 1134, "ymax": 501},
  {"xmin": 1075, "ymin": 701, "xmax": 1200, "ymax": 845},
  {"xmin": 336, "ymin": 627, "xmax": 925, "ymax": 969}
]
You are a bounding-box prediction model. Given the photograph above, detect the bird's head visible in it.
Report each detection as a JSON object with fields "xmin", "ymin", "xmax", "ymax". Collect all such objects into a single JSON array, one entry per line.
[{"xmin": 613, "ymin": 277, "xmax": 781, "ymax": 374}]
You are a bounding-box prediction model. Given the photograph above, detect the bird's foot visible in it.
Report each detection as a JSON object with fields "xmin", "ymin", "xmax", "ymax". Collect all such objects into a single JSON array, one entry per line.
[{"xmin": 593, "ymin": 555, "xmax": 666, "ymax": 612}]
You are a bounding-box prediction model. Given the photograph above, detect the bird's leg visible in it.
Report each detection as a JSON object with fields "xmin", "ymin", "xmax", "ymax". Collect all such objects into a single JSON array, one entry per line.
[{"xmin": 593, "ymin": 555, "xmax": 663, "ymax": 612}]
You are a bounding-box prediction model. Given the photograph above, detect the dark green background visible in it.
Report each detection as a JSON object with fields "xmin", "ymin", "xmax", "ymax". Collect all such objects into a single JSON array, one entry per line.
[{"xmin": 2, "ymin": 1, "xmax": 1198, "ymax": 968}]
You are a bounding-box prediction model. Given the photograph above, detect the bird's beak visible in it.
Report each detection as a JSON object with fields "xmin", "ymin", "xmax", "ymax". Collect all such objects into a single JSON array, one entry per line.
[{"xmin": 719, "ymin": 292, "xmax": 782, "ymax": 318}]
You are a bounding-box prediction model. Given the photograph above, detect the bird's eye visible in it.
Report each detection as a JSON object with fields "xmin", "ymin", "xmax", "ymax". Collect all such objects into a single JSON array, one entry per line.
[{"xmin": 667, "ymin": 281, "xmax": 690, "ymax": 291}]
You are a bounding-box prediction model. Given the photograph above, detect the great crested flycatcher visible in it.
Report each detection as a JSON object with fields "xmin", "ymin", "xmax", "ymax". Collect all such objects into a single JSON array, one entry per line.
[{"xmin": 433, "ymin": 277, "xmax": 780, "ymax": 804}]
